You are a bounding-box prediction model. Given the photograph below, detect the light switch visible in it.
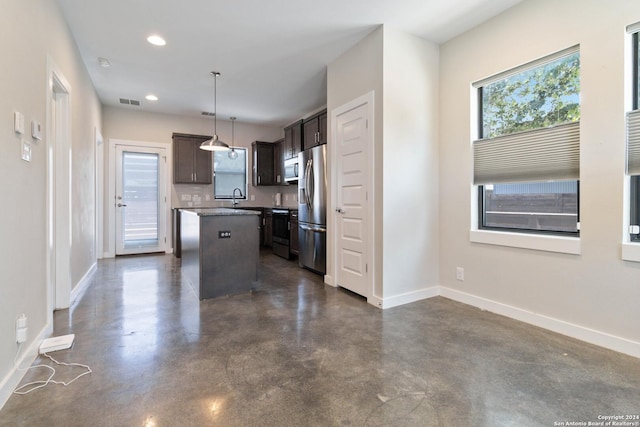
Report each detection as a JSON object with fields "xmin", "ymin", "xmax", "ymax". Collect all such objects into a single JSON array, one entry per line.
[{"xmin": 14, "ymin": 112, "xmax": 24, "ymax": 134}]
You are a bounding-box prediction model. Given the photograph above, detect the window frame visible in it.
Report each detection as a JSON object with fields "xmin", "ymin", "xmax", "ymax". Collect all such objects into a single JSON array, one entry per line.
[
  {"xmin": 474, "ymin": 48, "xmax": 581, "ymax": 237},
  {"xmin": 634, "ymin": 32, "xmax": 639, "ymax": 112},
  {"xmin": 631, "ymin": 32, "xmax": 640, "ymax": 242},
  {"xmin": 213, "ymin": 148, "xmax": 248, "ymax": 200},
  {"xmin": 477, "ymin": 182, "xmax": 580, "ymax": 237}
]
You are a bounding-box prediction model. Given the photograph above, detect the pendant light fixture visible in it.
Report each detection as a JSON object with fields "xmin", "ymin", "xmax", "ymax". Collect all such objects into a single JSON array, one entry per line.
[
  {"xmin": 228, "ymin": 116, "xmax": 238, "ymax": 159},
  {"xmin": 200, "ymin": 71, "xmax": 229, "ymax": 151}
]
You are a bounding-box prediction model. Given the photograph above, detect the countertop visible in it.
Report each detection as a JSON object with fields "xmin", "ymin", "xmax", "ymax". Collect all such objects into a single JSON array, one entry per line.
[
  {"xmin": 181, "ymin": 208, "xmax": 261, "ymax": 216},
  {"xmin": 175, "ymin": 206, "xmax": 297, "ymax": 212}
]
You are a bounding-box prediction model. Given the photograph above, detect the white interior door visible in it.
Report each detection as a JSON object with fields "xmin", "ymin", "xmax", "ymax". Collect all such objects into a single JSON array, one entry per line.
[
  {"xmin": 335, "ymin": 100, "xmax": 370, "ymax": 298},
  {"xmin": 115, "ymin": 145, "xmax": 167, "ymax": 255}
]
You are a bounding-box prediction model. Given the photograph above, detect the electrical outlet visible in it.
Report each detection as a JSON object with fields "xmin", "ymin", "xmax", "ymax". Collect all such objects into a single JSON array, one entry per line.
[{"xmin": 456, "ymin": 267, "xmax": 464, "ymax": 281}]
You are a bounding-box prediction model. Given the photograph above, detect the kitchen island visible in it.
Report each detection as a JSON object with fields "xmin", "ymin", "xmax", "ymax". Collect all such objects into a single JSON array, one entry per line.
[{"xmin": 180, "ymin": 208, "xmax": 261, "ymax": 300}]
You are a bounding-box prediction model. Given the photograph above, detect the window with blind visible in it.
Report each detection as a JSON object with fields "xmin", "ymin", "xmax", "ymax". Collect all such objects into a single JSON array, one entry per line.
[
  {"xmin": 213, "ymin": 148, "xmax": 247, "ymax": 199},
  {"xmin": 474, "ymin": 47, "xmax": 580, "ymax": 235},
  {"xmin": 628, "ymin": 30, "xmax": 640, "ymax": 241}
]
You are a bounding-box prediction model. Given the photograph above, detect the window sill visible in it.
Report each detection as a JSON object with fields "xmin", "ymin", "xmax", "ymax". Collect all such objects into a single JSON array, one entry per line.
[
  {"xmin": 621, "ymin": 242, "xmax": 640, "ymax": 262},
  {"xmin": 470, "ymin": 229, "xmax": 580, "ymax": 255}
]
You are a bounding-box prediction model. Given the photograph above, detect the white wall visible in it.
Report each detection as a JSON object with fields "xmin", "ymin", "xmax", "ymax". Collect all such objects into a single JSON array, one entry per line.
[
  {"xmin": 328, "ymin": 26, "xmax": 440, "ymax": 307},
  {"xmin": 103, "ymin": 107, "xmax": 284, "ymax": 206},
  {"xmin": 102, "ymin": 107, "xmax": 291, "ymax": 253},
  {"xmin": 439, "ymin": 0, "xmax": 640, "ymax": 356},
  {"xmin": 382, "ymin": 28, "xmax": 440, "ymax": 303},
  {"xmin": 0, "ymin": 0, "xmax": 101, "ymax": 406},
  {"xmin": 327, "ymin": 27, "xmax": 384, "ymax": 296}
]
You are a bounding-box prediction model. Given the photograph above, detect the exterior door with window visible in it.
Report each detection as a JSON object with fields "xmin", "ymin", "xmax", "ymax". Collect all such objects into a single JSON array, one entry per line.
[{"xmin": 115, "ymin": 145, "xmax": 167, "ymax": 255}]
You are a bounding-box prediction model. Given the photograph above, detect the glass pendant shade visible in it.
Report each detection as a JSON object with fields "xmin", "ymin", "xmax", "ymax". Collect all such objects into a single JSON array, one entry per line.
[
  {"xmin": 200, "ymin": 71, "xmax": 229, "ymax": 151},
  {"xmin": 228, "ymin": 116, "xmax": 238, "ymax": 159}
]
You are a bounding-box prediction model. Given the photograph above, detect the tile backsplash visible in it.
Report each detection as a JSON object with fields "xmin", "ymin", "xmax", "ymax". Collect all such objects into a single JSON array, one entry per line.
[{"xmin": 172, "ymin": 183, "xmax": 299, "ymax": 208}]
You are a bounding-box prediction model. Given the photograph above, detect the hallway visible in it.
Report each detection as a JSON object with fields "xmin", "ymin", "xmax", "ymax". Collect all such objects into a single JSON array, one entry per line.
[{"xmin": 2, "ymin": 252, "xmax": 640, "ymax": 426}]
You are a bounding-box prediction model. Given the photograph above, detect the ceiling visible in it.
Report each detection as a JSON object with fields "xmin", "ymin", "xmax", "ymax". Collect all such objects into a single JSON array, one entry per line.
[{"xmin": 56, "ymin": 0, "xmax": 521, "ymax": 127}]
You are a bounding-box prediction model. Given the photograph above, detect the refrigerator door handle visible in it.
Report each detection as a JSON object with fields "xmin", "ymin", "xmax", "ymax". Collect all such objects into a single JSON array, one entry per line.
[
  {"xmin": 300, "ymin": 223, "xmax": 326, "ymax": 233},
  {"xmin": 304, "ymin": 159, "xmax": 313, "ymax": 208},
  {"xmin": 307, "ymin": 159, "xmax": 314, "ymax": 208}
]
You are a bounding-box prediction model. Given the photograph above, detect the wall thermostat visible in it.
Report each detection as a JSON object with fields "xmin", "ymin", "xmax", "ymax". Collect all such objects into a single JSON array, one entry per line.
[{"xmin": 31, "ymin": 120, "xmax": 42, "ymax": 140}]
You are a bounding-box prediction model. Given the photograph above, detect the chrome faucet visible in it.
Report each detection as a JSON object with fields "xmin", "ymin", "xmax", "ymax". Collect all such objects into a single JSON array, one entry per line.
[{"xmin": 232, "ymin": 187, "xmax": 243, "ymax": 207}]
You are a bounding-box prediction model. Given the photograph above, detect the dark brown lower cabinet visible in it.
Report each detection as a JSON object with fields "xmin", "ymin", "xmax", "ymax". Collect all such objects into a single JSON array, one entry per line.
[
  {"xmin": 263, "ymin": 209, "xmax": 273, "ymax": 247},
  {"xmin": 289, "ymin": 210, "xmax": 299, "ymax": 256}
]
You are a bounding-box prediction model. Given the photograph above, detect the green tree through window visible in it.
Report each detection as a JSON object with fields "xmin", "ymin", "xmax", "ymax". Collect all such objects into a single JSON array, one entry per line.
[{"xmin": 482, "ymin": 52, "xmax": 580, "ymax": 139}]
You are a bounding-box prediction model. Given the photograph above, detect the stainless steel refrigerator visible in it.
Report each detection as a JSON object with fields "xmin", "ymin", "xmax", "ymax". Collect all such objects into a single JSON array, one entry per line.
[{"xmin": 298, "ymin": 144, "xmax": 327, "ymax": 274}]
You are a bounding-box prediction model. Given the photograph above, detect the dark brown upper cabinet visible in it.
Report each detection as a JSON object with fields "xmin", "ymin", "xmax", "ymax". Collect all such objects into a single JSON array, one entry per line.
[
  {"xmin": 283, "ymin": 120, "xmax": 303, "ymax": 160},
  {"xmin": 302, "ymin": 110, "xmax": 327, "ymax": 150},
  {"xmin": 173, "ymin": 133, "xmax": 213, "ymax": 184},
  {"xmin": 274, "ymin": 138, "xmax": 284, "ymax": 185},
  {"xmin": 252, "ymin": 141, "xmax": 276, "ymax": 186}
]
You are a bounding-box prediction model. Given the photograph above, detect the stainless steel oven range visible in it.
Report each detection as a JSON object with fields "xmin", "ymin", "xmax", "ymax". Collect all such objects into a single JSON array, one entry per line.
[{"xmin": 271, "ymin": 208, "xmax": 290, "ymax": 259}]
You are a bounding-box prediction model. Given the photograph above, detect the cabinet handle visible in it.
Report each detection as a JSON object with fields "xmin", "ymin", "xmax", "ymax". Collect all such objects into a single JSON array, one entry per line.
[{"xmin": 258, "ymin": 176, "xmax": 261, "ymax": 184}]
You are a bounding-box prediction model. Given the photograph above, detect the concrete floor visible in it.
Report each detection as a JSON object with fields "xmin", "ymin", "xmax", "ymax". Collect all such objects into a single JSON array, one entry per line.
[{"xmin": 2, "ymin": 251, "xmax": 640, "ymax": 426}]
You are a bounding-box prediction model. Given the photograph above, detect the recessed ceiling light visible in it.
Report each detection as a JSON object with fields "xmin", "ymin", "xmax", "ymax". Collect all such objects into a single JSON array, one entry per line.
[
  {"xmin": 145, "ymin": 94, "xmax": 158, "ymax": 101},
  {"xmin": 98, "ymin": 57, "xmax": 111, "ymax": 68},
  {"xmin": 147, "ymin": 35, "xmax": 166, "ymax": 46}
]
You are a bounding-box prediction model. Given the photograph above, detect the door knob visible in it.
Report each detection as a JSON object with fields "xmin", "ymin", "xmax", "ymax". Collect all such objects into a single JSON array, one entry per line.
[
  {"xmin": 117, "ymin": 203, "xmax": 127, "ymax": 207},
  {"xmin": 336, "ymin": 208, "xmax": 345, "ymax": 214}
]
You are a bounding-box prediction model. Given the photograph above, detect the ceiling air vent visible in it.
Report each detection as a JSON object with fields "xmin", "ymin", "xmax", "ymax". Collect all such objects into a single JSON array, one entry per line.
[
  {"xmin": 119, "ymin": 98, "xmax": 141, "ymax": 106},
  {"xmin": 201, "ymin": 111, "xmax": 215, "ymax": 116}
]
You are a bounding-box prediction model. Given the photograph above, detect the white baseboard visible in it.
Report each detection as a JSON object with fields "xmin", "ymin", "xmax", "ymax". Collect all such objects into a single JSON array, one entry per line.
[
  {"xmin": 373, "ymin": 286, "xmax": 440, "ymax": 309},
  {"xmin": 439, "ymin": 286, "xmax": 640, "ymax": 359},
  {"xmin": 70, "ymin": 262, "xmax": 96, "ymax": 308},
  {"xmin": 0, "ymin": 324, "xmax": 51, "ymax": 410},
  {"xmin": 324, "ymin": 274, "xmax": 335, "ymax": 287}
]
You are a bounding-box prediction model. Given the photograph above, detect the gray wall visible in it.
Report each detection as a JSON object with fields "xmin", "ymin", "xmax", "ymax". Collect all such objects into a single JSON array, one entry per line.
[
  {"xmin": 439, "ymin": 0, "xmax": 640, "ymax": 354},
  {"xmin": 102, "ymin": 107, "xmax": 295, "ymax": 255},
  {"xmin": 0, "ymin": 0, "xmax": 102, "ymax": 404},
  {"xmin": 327, "ymin": 26, "xmax": 440, "ymax": 306}
]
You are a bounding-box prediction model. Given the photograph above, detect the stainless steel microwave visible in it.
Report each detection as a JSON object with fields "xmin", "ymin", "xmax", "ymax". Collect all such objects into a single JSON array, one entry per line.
[{"xmin": 284, "ymin": 157, "xmax": 299, "ymax": 182}]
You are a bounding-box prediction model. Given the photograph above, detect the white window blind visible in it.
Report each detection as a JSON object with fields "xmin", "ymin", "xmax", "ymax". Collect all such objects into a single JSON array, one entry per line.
[
  {"xmin": 473, "ymin": 121, "xmax": 580, "ymax": 185},
  {"xmin": 627, "ymin": 110, "xmax": 640, "ymax": 176}
]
